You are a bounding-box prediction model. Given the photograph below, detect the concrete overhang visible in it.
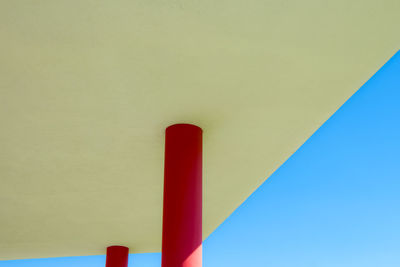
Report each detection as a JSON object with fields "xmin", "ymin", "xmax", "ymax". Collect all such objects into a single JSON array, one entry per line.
[{"xmin": 1, "ymin": 0, "xmax": 399, "ymax": 260}]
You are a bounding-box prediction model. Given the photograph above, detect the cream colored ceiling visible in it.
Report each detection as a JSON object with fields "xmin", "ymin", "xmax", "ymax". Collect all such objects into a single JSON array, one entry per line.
[{"xmin": 0, "ymin": 0, "xmax": 399, "ymax": 260}]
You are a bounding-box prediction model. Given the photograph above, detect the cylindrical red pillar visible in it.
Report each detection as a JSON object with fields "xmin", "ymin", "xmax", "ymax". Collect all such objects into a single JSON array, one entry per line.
[
  {"xmin": 162, "ymin": 124, "xmax": 202, "ymax": 267},
  {"xmin": 105, "ymin": 246, "xmax": 129, "ymax": 267}
]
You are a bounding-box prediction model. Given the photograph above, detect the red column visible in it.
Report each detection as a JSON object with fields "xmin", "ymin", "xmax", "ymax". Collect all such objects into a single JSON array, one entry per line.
[
  {"xmin": 105, "ymin": 246, "xmax": 129, "ymax": 267},
  {"xmin": 162, "ymin": 124, "xmax": 202, "ymax": 267}
]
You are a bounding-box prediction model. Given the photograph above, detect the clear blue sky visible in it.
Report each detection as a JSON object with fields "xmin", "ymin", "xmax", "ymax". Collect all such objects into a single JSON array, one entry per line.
[{"xmin": 1, "ymin": 50, "xmax": 399, "ymax": 267}]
